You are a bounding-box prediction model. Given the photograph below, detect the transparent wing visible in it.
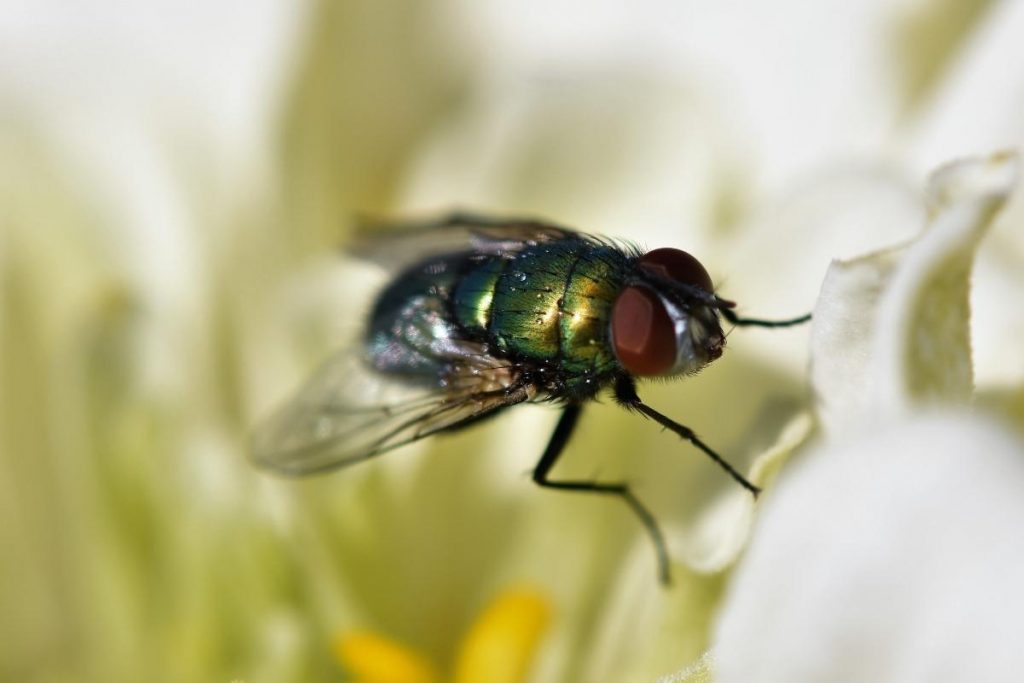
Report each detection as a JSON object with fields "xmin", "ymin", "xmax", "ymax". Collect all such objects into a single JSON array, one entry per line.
[
  {"xmin": 250, "ymin": 341, "xmax": 532, "ymax": 476},
  {"xmin": 349, "ymin": 211, "xmax": 579, "ymax": 270},
  {"xmin": 253, "ymin": 211, "xmax": 570, "ymax": 476}
]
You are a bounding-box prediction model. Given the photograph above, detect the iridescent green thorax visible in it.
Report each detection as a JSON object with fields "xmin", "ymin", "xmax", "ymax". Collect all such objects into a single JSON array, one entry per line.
[{"xmin": 453, "ymin": 240, "xmax": 631, "ymax": 385}]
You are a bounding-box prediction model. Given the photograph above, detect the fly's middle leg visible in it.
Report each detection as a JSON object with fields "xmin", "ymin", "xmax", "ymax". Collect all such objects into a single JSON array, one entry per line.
[{"xmin": 532, "ymin": 403, "xmax": 672, "ymax": 585}]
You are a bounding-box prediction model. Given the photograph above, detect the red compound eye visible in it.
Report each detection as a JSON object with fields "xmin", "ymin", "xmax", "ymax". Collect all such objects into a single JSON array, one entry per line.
[
  {"xmin": 637, "ymin": 247, "xmax": 714, "ymax": 293},
  {"xmin": 610, "ymin": 285, "xmax": 676, "ymax": 376}
]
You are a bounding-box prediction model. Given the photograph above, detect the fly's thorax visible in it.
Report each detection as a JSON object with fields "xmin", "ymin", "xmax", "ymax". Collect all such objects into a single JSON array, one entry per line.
[
  {"xmin": 609, "ymin": 248, "xmax": 726, "ymax": 378},
  {"xmin": 452, "ymin": 241, "xmax": 630, "ymax": 378},
  {"xmin": 557, "ymin": 245, "xmax": 629, "ymax": 375}
]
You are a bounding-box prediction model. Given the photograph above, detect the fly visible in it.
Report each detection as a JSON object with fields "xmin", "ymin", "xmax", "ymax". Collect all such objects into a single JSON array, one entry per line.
[{"xmin": 251, "ymin": 212, "xmax": 810, "ymax": 584}]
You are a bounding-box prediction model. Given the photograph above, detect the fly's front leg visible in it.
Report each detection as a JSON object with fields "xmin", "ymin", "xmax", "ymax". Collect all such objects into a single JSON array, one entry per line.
[
  {"xmin": 614, "ymin": 376, "xmax": 761, "ymax": 497},
  {"xmin": 533, "ymin": 404, "xmax": 672, "ymax": 585},
  {"xmin": 718, "ymin": 305, "xmax": 811, "ymax": 328}
]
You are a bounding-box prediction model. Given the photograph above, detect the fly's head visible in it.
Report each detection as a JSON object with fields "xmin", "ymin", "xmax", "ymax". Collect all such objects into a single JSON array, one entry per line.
[{"xmin": 610, "ymin": 248, "xmax": 728, "ymax": 378}]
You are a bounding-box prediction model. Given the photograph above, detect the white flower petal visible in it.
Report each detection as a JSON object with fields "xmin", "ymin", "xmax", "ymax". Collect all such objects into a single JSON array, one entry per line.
[
  {"xmin": 902, "ymin": 2, "xmax": 1024, "ymax": 393},
  {"xmin": 713, "ymin": 413, "xmax": 1024, "ymax": 682},
  {"xmin": 810, "ymin": 151, "xmax": 1019, "ymax": 436}
]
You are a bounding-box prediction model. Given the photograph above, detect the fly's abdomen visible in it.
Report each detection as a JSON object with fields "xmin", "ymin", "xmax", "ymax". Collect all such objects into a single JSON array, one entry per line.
[
  {"xmin": 451, "ymin": 257, "xmax": 506, "ymax": 336},
  {"xmin": 366, "ymin": 252, "xmax": 472, "ymax": 379}
]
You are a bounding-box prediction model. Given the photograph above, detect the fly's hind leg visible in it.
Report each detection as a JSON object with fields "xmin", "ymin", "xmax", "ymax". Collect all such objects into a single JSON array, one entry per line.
[{"xmin": 533, "ymin": 404, "xmax": 672, "ymax": 585}]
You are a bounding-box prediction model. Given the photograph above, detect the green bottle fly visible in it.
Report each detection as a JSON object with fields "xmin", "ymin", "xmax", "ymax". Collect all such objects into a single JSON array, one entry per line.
[{"xmin": 252, "ymin": 212, "xmax": 810, "ymax": 584}]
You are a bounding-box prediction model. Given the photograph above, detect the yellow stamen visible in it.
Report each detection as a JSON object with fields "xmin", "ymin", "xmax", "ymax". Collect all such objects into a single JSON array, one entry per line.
[
  {"xmin": 333, "ymin": 631, "xmax": 441, "ymax": 683},
  {"xmin": 452, "ymin": 587, "xmax": 552, "ymax": 683}
]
